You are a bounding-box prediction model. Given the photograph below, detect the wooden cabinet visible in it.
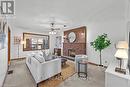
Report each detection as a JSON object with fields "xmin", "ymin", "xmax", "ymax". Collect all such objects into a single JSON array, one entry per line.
[{"xmin": 105, "ymin": 61, "xmax": 130, "ymax": 87}]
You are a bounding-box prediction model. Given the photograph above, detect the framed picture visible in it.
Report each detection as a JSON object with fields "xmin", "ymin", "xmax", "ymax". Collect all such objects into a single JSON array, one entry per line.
[
  {"xmin": 55, "ymin": 36, "xmax": 62, "ymax": 48},
  {"xmin": 23, "ymin": 33, "xmax": 50, "ymax": 51}
]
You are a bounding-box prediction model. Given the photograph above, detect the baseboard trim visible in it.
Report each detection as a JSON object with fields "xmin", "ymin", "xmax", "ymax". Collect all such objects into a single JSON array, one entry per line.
[
  {"xmin": 88, "ymin": 62, "xmax": 107, "ymax": 68},
  {"xmin": 88, "ymin": 62, "xmax": 99, "ymax": 66},
  {"xmin": 103, "ymin": 66, "xmax": 107, "ymax": 68},
  {"xmin": 11, "ymin": 57, "xmax": 26, "ymax": 61}
]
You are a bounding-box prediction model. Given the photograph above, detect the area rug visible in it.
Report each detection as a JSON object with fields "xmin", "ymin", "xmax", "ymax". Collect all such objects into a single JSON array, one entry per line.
[{"xmin": 39, "ymin": 61, "xmax": 75, "ymax": 87}]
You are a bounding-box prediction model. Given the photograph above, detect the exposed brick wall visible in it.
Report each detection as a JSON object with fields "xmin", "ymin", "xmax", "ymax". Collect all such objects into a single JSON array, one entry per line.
[
  {"xmin": 63, "ymin": 26, "xmax": 86, "ymax": 56},
  {"xmin": 63, "ymin": 43, "xmax": 86, "ymax": 56}
]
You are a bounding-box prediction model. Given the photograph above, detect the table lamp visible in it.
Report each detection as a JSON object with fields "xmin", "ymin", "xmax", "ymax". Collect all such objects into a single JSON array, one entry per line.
[
  {"xmin": 116, "ymin": 41, "xmax": 128, "ymax": 49},
  {"xmin": 114, "ymin": 41, "xmax": 128, "ymax": 74}
]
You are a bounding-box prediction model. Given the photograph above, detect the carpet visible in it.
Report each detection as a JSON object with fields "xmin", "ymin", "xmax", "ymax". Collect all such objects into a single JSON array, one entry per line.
[
  {"xmin": 58, "ymin": 64, "xmax": 105, "ymax": 87},
  {"xmin": 4, "ymin": 59, "xmax": 105, "ymax": 87},
  {"xmin": 3, "ymin": 59, "xmax": 75, "ymax": 87}
]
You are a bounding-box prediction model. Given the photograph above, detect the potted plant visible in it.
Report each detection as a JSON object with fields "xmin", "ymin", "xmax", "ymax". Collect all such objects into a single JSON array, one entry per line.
[{"xmin": 90, "ymin": 33, "xmax": 111, "ymax": 66}]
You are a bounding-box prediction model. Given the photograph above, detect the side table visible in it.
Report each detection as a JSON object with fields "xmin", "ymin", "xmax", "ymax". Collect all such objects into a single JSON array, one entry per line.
[
  {"xmin": 78, "ymin": 60, "xmax": 88, "ymax": 78},
  {"xmin": 75, "ymin": 55, "xmax": 88, "ymax": 72}
]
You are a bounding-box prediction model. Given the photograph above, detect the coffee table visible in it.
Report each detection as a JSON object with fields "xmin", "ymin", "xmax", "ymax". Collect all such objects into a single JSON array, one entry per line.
[
  {"xmin": 61, "ymin": 58, "xmax": 67, "ymax": 66},
  {"xmin": 54, "ymin": 56, "xmax": 67, "ymax": 66}
]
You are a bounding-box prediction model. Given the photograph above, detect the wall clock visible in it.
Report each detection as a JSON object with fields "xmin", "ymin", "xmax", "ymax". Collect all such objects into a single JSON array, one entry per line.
[{"xmin": 68, "ymin": 32, "xmax": 76, "ymax": 43}]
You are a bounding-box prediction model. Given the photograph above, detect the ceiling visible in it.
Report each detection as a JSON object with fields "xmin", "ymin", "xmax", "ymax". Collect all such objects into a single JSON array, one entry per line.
[{"xmin": 8, "ymin": 0, "xmax": 126, "ymax": 32}]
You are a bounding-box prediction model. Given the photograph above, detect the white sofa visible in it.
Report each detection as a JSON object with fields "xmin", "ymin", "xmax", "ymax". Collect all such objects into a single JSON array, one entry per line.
[{"xmin": 26, "ymin": 53, "xmax": 61, "ymax": 84}]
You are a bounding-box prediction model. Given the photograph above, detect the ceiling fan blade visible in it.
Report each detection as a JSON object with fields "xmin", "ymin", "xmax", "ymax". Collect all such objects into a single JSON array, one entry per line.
[{"xmin": 54, "ymin": 28, "xmax": 60, "ymax": 30}]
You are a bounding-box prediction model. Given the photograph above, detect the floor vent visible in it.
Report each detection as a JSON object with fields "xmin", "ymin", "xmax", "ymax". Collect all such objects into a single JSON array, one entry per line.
[{"xmin": 8, "ymin": 70, "xmax": 13, "ymax": 74}]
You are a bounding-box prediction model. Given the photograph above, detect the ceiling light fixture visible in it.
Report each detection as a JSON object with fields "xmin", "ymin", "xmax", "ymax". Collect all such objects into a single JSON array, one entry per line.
[
  {"xmin": 41, "ymin": 17, "xmax": 67, "ymax": 35},
  {"xmin": 49, "ymin": 30, "xmax": 57, "ymax": 35}
]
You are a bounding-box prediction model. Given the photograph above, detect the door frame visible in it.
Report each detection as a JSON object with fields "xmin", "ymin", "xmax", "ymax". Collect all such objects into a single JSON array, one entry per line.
[{"xmin": 8, "ymin": 27, "xmax": 11, "ymax": 65}]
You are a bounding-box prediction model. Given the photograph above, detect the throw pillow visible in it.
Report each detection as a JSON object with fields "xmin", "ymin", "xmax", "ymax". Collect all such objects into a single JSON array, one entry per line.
[
  {"xmin": 41, "ymin": 50, "xmax": 53, "ymax": 61},
  {"xmin": 45, "ymin": 49, "xmax": 50, "ymax": 56},
  {"xmin": 34, "ymin": 54, "xmax": 45, "ymax": 63},
  {"xmin": 42, "ymin": 50, "xmax": 46, "ymax": 58},
  {"xmin": 37, "ymin": 51, "xmax": 43, "ymax": 56},
  {"xmin": 30, "ymin": 52, "xmax": 36, "ymax": 57}
]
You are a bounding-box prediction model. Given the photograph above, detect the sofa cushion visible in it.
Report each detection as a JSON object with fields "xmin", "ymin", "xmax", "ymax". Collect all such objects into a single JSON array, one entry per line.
[
  {"xmin": 28, "ymin": 57, "xmax": 32, "ymax": 64},
  {"xmin": 42, "ymin": 51, "xmax": 46, "ymax": 58},
  {"xmin": 30, "ymin": 52, "xmax": 36, "ymax": 57},
  {"xmin": 40, "ymin": 50, "xmax": 56, "ymax": 61},
  {"xmin": 44, "ymin": 53, "xmax": 53, "ymax": 61},
  {"xmin": 45, "ymin": 49, "xmax": 50, "ymax": 56},
  {"xmin": 41, "ymin": 50, "xmax": 49, "ymax": 56},
  {"xmin": 34, "ymin": 54, "xmax": 45, "ymax": 63},
  {"xmin": 37, "ymin": 51, "xmax": 44, "ymax": 56}
]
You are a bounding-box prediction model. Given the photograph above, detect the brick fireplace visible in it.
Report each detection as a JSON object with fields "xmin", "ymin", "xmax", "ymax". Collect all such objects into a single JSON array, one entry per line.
[
  {"xmin": 63, "ymin": 43, "xmax": 86, "ymax": 56},
  {"xmin": 63, "ymin": 26, "xmax": 86, "ymax": 57},
  {"xmin": 68, "ymin": 49, "xmax": 76, "ymax": 57}
]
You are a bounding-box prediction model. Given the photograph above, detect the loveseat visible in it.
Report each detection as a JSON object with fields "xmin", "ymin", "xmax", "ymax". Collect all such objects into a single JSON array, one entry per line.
[{"xmin": 26, "ymin": 50, "xmax": 61, "ymax": 84}]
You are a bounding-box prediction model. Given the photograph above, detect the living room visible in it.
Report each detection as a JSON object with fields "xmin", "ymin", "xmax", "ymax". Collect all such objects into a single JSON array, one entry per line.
[{"xmin": 0, "ymin": 0, "xmax": 130, "ymax": 87}]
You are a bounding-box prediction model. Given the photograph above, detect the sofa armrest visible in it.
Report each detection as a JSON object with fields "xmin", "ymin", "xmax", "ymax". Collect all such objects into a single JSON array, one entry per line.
[
  {"xmin": 39, "ymin": 58, "xmax": 61, "ymax": 81},
  {"xmin": 26, "ymin": 57, "xmax": 42, "ymax": 83},
  {"xmin": 26, "ymin": 57, "xmax": 61, "ymax": 83}
]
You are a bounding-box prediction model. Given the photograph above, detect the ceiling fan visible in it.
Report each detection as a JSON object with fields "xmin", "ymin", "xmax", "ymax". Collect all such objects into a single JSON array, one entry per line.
[
  {"xmin": 38, "ymin": 17, "xmax": 67, "ymax": 34},
  {"xmin": 49, "ymin": 22, "xmax": 66, "ymax": 35}
]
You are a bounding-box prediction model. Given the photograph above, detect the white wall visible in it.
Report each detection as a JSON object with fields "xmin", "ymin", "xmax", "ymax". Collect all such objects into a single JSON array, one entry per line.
[
  {"xmin": 10, "ymin": 22, "xmax": 126, "ymax": 66},
  {"xmin": 8, "ymin": 0, "xmax": 127, "ymax": 66},
  {"xmin": 86, "ymin": 20, "xmax": 126, "ymax": 66},
  {"xmin": 49, "ymin": 30, "xmax": 64, "ymax": 54},
  {"xmin": 49, "ymin": 34, "xmax": 56, "ymax": 53},
  {"xmin": 0, "ymin": 27, "xmax": 8, "ymax": 86},
  {"xmin": 126, "ymin": 0, "xmax": 130, "ymax": 67},
  {"xmin": 52, "ymin": 19, "xmax": 126, "ymax": 67},
  {"xmin": 58, "ymin": 19, "xmax": 126, "ymax": 66},
  {"xmin": 10, "ymin": 28, "xmax": 50, "ymax": 59},
  {"xmin": 0, "ymin": 48, "xmax": 8, "ymax": 87}
]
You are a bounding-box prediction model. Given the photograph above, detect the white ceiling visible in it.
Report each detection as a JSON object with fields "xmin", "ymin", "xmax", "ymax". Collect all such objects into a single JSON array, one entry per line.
[{"xmin": 8, "ymin": 0, "xmax": 126, "ymax": 31}]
